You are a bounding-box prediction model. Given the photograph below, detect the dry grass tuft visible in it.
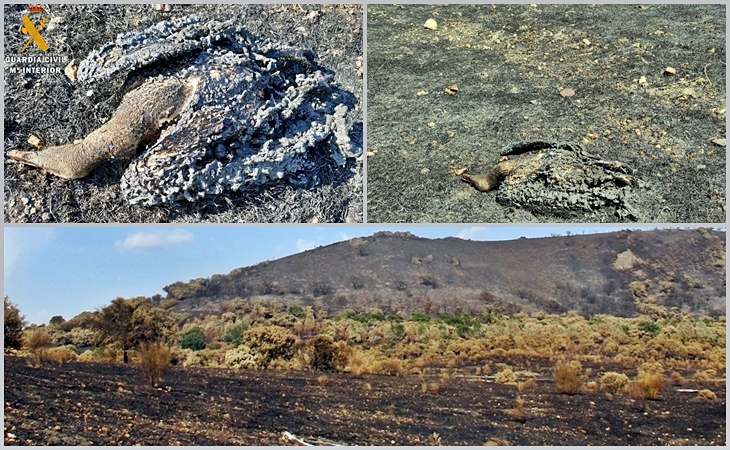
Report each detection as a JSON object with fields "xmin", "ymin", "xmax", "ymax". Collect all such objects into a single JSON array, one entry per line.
[
  {"xmin": 317, "ymin": 374, "xmax": 329, "ymax": 387},
  {"xmin": 670, "ymin": 371, "xmax": 687, "ymax": 386},
  {"xmin": 23, "ymin": 328, "xmax": 53, "ymax": 367},
  {"xmin": 554, "ymin": 360, "xmax": 582, "ymax": 394},
  {"xmin": 138, "ymin": 341, "xmax": 171, "ymax": 387},
  {"xmin": 626, "ymin": 373, "xmax": 663, "ymax": 400},
  {"xmin": 697, "ymin": 389, "xmax": 717, "ymax": 401},
  {"xmin": 517, "ymin": 379, "xmax": 537, "ymax": 393},
  {"xmin": 507, "ymin": 396, "xmax": 527, "ymax": 423}
]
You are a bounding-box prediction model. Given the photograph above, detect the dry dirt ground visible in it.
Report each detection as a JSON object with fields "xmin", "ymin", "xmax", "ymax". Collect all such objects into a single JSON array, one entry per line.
[
  {"xmin": 366, "ymin": 4, "xmax": 726, "ymax": 223},
  {"xmin": 4, "ymin": 355, "xmax": 725, "ymax": 446},
  {"xmin": 3, "ymin": 4, "xmax": 363, "ymax": 223}
]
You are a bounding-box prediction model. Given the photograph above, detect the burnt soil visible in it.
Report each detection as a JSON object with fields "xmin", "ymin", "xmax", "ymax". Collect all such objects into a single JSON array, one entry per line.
[
  {"xmin": 3, "ymin": 4, "xmax": 363, "ymax": 223},
  {"xmin": 366, "ymin": 4, "xmax": 726, "ymax": 223},
  {"xmin": 4, "ymin": 355, "xmax": 725, "ymax": 446}
]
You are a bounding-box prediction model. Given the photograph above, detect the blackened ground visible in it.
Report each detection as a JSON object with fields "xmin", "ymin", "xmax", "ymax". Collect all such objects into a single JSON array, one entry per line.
[
  {"xmin": 3, "ymin": 4, "xmax": 363, "ymax": 223},
  {"xmin": 4, "ymin": 356, "xmax": 726, "ymax": 445},
  {"xmin": 366, "ymin": 4, "xmax": 725, "ymax": 223}
]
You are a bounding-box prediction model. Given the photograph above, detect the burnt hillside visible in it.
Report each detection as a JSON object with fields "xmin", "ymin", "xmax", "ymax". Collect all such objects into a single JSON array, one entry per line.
[{"xmin": 158, "ymin": 228, "xmax": 725, "ymax": 318}]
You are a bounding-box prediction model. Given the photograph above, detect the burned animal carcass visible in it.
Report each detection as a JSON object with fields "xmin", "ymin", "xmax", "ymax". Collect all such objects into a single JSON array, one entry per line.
[
  {"xmin": 8, "ymin": 14, "xmax": 360, "ymax": 205},
  {"xmin": 461, "ymin": 141, "xmax": 640, "ymax": 219}
]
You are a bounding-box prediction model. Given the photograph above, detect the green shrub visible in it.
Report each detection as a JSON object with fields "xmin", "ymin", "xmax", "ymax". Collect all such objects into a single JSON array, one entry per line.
[
  {"xmin": 243, "ymin": 326, "xmax": 297, "ymax": 369},
  {"xmin": 4, "ymin": 296, "xmax": 25, "ymax": 350},
  {"xmin": 224, "ymin": 323, "xmax": 249, "ymax": 346},
  {"xmin": 180, "ymin": 327, "xmax": 206, "ymax": 351}
]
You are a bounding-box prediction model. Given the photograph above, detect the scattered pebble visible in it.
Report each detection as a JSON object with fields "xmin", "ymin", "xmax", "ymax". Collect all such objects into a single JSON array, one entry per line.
[
  {"xmin": 427, "ymin": 122, "xmax": 436, "ymax": 128},
  {"xmin": 28, "ymin": 135, "xmax": 44, "ymax": 148},
  {"xmin": 445, "ymin": 84, "xmax": 459, "ymax": 95},
  {"xmin": 64, "ymin": 59, "xmax": 78, "ymax": 82},
  {"xmin": 559, "ymin": 87, "xmax": 575, "ymax": 97},
  {"xmin": 454, "ymin": 168, "xmax": 467, "ymax": 176},
  {"xmin": 424, "ymin": 19, "xmax": 437, "ymax": 30},
  {"xmin": 416, "ymin": 90, "xmax": 428, "ymax": 96},
  {"xmin": 710, "ymin": 138, "xmax": 725, "ymax": 147},
  {"xmin": 420, "ymin": 168, "xmax": 430, "ymax": 174},
  {"xmin": 664, "ymin": 66, "xmax": 676, "ymax": 75}
]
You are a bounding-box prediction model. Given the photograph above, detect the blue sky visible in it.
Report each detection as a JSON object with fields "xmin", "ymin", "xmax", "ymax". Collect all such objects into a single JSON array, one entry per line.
[{"xmin": 5, "ymin": 225, "xmax": 671, "ymax": 325}]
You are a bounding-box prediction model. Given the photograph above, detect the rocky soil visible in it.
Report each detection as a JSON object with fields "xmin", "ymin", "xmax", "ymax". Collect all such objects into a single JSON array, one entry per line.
[
  {"xmin": 367, "ymin": 4, "xmax": 725, "ymax": 223},
  {"xmin": 4, "ymin": 355, "xmax": 725, "ymax": 445}
]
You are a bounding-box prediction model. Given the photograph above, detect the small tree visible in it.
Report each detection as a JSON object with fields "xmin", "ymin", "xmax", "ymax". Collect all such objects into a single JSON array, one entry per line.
[
  {"xmin": 309, "ymin": 335, "xmax": 340, "ymax": 372},
  {"xmin": 49, "ymin": 315, "xmax": 65, "ymax": 326},
  {"xmin": 4, "ymin": 296, "xmax": 26, "ymax": 350},
  {"xmin": 180, "ymin": 327, "xmax": 206, "ymax": 350},
  {"xmin": 93, "ymin": 297, "xmax": 174, "ymax": 363}
]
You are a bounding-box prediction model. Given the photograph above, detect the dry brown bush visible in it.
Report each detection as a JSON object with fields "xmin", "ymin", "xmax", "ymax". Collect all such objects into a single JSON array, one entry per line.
[
  {"xmin": 45, "ymin": 346, "xmax": 75, "ymax": 365},
  {"xmin": 554, "ymin": 360, "xmax": 582, "ymax": 394},
  {"xmin": 378, "ymin": 358, "xmax": 406, "ymax": 376},
  {"xmin": 626, "ymin": 373, "xmax": 663, "ymax": 400},
  {"xmin": 697, "ymin": 389, "xmax": 717, "ymax": 401},
  {"xmin": 507, "ymin": 396, "xmax": 527, "ymax": 423},
  {"xmin": 600, "ymin": 372, "xmax": 629, "ymax": 394},
  {"xmin": 517, "ymin": 379, "xmax": 537, "ymax": 393},
  {"xmin": 495, "ymin": 367, "xmax": 517, "ymax": 385},
  {"xmin": 23, "ymin": 328, "xmax": 52, "ymax": 366},
  {"xmin": 317, "ymin": 374, "xmax": 329, "ymax": 387},
  {"xmin": 670, "ymin": 371, "xmax": 687, "ymax": 385},
  {"xmin": 692, "ymin": 369, "xmax": 717, "ymax": 385},
  {"xmin": 137, "ymin": 341, "xmax": 171, "ymax": 387}
]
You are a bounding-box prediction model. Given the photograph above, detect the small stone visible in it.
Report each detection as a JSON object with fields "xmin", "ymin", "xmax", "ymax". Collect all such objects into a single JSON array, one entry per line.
[
  {"xmin": 416, "ymin": 90, "xmax": 428, "ymax": 96},
  {"xmin": 445, "ymin": 84, "xmax": 459, "ymax": 95},
  {"xmin": 664, "ymin": 66, "xmax": 676, "ymax": 75},
  {"xmin": 421, "ymin": 168, "xmax": 430, "ymax": 175},
  {"xmin": 427, "ymin": 122, "xmax": 436, "ymax": 128},
  {"xmin": 559, "ymin": 87, "xmax": 575, "ymax": 97},
  {"xmin": 710, "ymin": 138, "xmax": 725, "ymax": 147},
  {"xmin": 64, "ymin": 59, "xmax": 78, "ymax": 82},
  {"xmin": 424, "ymin": 19, "xmax": 437, "ymax": 30},
  {"xmin": 454, "ymin": 167, "xmax": 467, "ymax": 176},
  {"xmin": 696, "ymin": 164, "xmax": 706, "ymax": 170},
  {"xmin": 27, "ymin": 135, "xmax": 44, "ymax": 148},
  {"xmin": 582, "ymin": 38, "xmax": 591, "ymax": 46},
  {"xmin": 85, "ymin": 90, "xmax": 94, "ymax": 97},
  {"xmin": 638, "ymin": 76, "xmax": 647, "ymax": 85}
]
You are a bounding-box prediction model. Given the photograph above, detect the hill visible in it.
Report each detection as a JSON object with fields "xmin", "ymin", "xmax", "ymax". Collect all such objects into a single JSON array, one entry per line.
[{"xmin": 155, "ymin": 228, "xmax": 725, "ymax": 319}]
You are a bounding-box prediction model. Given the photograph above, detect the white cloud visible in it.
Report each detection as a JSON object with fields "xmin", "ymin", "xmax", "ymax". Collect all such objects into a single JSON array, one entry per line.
[
  {"xmin": 295, "ymin": 238, "xmax": 316, "ymax": 252},
  {"xmin": 456, "ymin": 227, "xmax": 491, "ymax": 241},
  {"xmin": 116, "ymin": 229, "xmax": 194, "ymax": 250}
]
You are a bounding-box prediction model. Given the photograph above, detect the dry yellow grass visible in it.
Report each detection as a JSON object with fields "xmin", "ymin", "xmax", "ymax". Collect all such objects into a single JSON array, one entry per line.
[
  {"xmin": 554, "ymin": 360, "xmax": 582, "ymax": 394},
  {"xmin": 626, "ymin": 373, "xmax": 663, "ymax": 400},
  {"xmin": 317, "ymin": 374, "xmax": 329, "ymax": 387},
  {"xmin": 697, "ymin": 389, "xmax": 717, "ymax": 401},
  {"xmin": 137, "ymin": 341, "xmax": 171, "ymax": 387}
]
